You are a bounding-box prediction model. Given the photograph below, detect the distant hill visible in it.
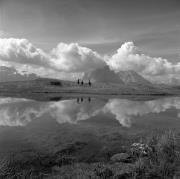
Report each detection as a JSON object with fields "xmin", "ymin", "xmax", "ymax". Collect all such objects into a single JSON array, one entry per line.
[
  {"xmin": 0, "ymin": 77, "xmax": 169, "ymax": 98},
  {"xmin": 84, "ymin": 66, "xmax": 151, "ymax": 86},
  {"xmin": 0, "ymin": 66, "xmax": 179, "ymax": 97},
  {"xmin": 0, "ymin": 66, "xmax": 38, "ymax": 82},
  {"xmin": 83, "ymin": 66, "xmax": 124, "ymax": 84},
  {"xmin": 0, "ymin": 66, "xmax": 151, "ymax": 86},
  {"xmin": 117, "ymin": 70, "xmax": 151, "ymax": 86}
]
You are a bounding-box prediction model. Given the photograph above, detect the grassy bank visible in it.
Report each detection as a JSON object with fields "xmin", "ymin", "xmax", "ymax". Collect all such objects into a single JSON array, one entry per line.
[
  {"xmin": 0, "ymin": 78, "xmax": 174, "ymax": 97},
  {"xmin": 0, "ymin": 130, "xmax": 180, "ymax": 178},
  {"xmin": 48, "ymin": 130, "xmax": 180, "ymax": 179}
]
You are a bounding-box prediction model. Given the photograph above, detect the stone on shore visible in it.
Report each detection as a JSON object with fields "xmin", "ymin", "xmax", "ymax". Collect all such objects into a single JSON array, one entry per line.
[{"xmin": 110, "ymin": 153, "xmax": 130, "ymax": 162}]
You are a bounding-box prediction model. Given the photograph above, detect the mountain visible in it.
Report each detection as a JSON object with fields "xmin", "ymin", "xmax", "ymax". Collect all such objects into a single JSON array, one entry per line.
[
  {"xmin": 0, "ymin": 66, "xmax": 38, "ymax": 82},
  {"xmin": 84, "ymin": 66, "xmax": 151, "ymax": 86},
  {"xmin": 117, "ymin": 70, "xmax": 151, "ymax": 86},
  {"xmin": 83, "ymin": 66, "xmax": 124, "ymax": 84}
]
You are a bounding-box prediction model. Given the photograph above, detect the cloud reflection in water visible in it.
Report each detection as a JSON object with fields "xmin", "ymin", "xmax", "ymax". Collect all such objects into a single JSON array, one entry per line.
[{"xmin": 0, "ymin": 97, "xmax": 180, "ymax": 127}]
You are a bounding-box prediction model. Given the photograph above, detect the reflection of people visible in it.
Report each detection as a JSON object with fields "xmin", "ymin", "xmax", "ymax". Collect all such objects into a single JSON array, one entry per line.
[
  {"xmin": 77, "ymin": 98, "xmax": 80, "ymax": 103},
  {"xmin": 88, "ymin": 80, "xmax": 91, "ymax": 87},
  {"xmin": 88, "ymin": 97, "xmax": 91, "ymax": 103},
  {"xmin": 81, "ymin": 81, "xmax": 84, "ymax": 86}
]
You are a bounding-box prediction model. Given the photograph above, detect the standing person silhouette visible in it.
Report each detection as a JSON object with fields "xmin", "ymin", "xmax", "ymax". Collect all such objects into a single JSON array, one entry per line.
[
  {"xmin": 88, "ymin": 97, "xmax": 91, "ymax": 102},
  {"xmin": 81, "ymin": 80, "xmax": 84, "ymax": 86},
  {"xmin": 88, "ymin": 80, "xmax": 91, "ymax": 87},
  {"xmin": 77, "ymin": 79, "xmax": 80, "ymax": 85}
]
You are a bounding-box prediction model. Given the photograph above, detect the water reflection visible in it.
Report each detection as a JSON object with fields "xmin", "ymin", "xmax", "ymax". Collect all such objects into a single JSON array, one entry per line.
[
  {"xmin": 1, "ymin": 96, "xmax": 180, "ymax": 128},
  {"xmin": 77, "ymin": 97, "xmax": 91, "ymax": 104},
  {"xmin": 104, "ymin": 97, "xmax": 180, "ymax": 127}
]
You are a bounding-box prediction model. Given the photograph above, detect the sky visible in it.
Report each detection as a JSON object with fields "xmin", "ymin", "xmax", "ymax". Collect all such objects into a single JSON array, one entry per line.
[{"xmin": 0, "ymin": 0, "xmax": 179, "ymax": 84}]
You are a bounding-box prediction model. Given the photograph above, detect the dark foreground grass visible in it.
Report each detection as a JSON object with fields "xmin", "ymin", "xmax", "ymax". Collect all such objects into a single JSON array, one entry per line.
[
  {"xmin": 132, "ymin": 130, "xmax": 180, "ymax": 179},
  {"xmin": 0, "ymin": 130, "xmax": 180, "ymax": 179},
  {"xmin": 48, "ymin": 130, "xmax": 180, "ymax": 179}
]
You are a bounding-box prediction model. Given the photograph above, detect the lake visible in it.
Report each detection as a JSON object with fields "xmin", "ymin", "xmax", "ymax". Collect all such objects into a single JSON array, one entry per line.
[{"xmin": 0, "ymin": 96, "xmax": 180, "ymax": 175}]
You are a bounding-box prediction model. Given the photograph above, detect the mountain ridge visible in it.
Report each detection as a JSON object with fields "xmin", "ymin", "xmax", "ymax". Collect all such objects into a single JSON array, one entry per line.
[
  {"xmin": 0, "ymin": 66, "xmax": 38, "ymax": 82},
  {"xmin": 84, "ymin": 66, "xmax": 151, "ymax": 86}
]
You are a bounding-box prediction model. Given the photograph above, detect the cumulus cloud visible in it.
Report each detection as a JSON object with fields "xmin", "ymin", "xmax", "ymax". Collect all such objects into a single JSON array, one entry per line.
[
  {"xmin": 0, "ymin": 38, "xmax": 180, "ymax": 84},
  {"xmin": 0, "ymin": 38, "xmax": 105, "ymax": 77},
  {"xmin": 106, "ymin": 42, "xmax": 180, "ymax": 83},
  {"xmin": 0, "ymin": 38, "xmax": 50, "ymax": 67},
  {"xmin": 107, "ymin": 42, "xmax": 173, "ymax": 76},
  {"xmin": 51, "ymin": 43, "xmax": 105, "ymax": 72}
]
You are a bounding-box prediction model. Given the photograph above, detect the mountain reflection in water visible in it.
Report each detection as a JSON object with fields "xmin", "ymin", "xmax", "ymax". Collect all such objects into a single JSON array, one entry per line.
[{"xmin": 0, "ymin": 96, "xmax": 180, "ymax": 128}]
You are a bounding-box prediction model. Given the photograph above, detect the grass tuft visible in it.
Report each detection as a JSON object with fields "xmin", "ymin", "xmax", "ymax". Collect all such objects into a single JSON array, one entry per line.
[{"xmin": 132, "ymin": 131, "xmax": 180, "ymax": 178}]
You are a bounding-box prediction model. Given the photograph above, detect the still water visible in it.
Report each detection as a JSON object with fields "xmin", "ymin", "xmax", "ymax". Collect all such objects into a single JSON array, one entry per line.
[
  {"xmin": 1, "ymin": 96, "xmax": 180, "ymax": 128},
  {"xmin": 0, "ymin": 96, "xmax": 180, "ymax": 173}
]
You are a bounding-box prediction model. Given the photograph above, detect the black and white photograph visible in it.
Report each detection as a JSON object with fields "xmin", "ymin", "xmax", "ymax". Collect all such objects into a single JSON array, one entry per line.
[{"xmin": 0, "ymin": 0, "xmax": 180, "ymax": 178}]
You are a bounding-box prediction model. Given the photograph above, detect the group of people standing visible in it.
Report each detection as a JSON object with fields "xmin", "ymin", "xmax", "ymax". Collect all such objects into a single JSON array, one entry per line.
[{"xmin": 77, "ymin": 79, "xmax": 91, "ymax": 86}]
